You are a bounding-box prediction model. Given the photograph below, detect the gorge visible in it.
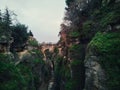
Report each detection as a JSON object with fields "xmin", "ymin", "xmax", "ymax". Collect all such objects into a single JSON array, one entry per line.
[{"xmin": 0, "ymin": 0, "xmax": 120, "ymax": 90}]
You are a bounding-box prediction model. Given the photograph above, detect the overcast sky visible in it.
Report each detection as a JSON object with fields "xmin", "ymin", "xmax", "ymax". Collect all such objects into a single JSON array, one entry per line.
[{"xmin": 0, "ymin": 0, "xmax": 66, "ymax": 43}]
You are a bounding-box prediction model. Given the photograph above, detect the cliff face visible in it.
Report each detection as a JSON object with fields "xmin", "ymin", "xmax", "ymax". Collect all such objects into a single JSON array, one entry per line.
[
  {"xmin": 85, "ymin": 46, "xmax": 106, "ymax": 90},
  {"xmin": 0, "ymin": 35, "xmax": 13, "ymax": 53},
  {"xmin": 85, "ymin": 32, "xmax": 120, "ymax": 90},
  {"xmin": 0, "ymin": 8, "xmax": 52, "ymax": 90},
  {"xmin": 0, "ymin": 0, "xmax": 120, "ymax": 90},
  {"xmin": 0, "ymin": 35, "xmax": 51, "ymax": 90},
  {"xmin": 53, "ymin": 0, "xmax": 120, "ymax": 90}
]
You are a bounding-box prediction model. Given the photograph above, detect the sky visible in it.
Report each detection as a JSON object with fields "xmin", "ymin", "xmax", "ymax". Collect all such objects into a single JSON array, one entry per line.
[{"xmin": 0, "ymin": 0, "xmax": 66, "ymax": 43}]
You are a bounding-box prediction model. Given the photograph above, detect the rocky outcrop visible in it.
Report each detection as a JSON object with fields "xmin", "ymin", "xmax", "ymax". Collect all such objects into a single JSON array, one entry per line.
[
  {"xmin": 19, "ymin": 50, "xmax": 51, "ymax": 90},
  {"xmin": 0, "ymin": 33, "xmax": 52, "ymax": 90},
  {"xmin": 1, "ymin": 0, "xmax": 120, "ymax": 90},
  {"xmin": 84, "ymin": 31, "xmax": 120, "ymax": 90},
  {"xmin": 40, "ymin": 43, "xmax": 56, "ymax": 60},
  {"xmin": 84, "ymin": 51, "xmax": 106, "ymax": 90},
  {"xmin": 16, "ymin": 39, "xmax": 52, "ymax": 90},
  {"xmin": 0, "ymin": 35, "xmax": 13, "ymax": 53}
]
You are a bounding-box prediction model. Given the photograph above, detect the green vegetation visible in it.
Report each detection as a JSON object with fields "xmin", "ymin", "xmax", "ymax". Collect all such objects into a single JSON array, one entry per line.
[
  {"xmin": 82, "ymin": 20, "xmax": 95, "ymax": 39},
  {"xmin": 0, "ymin": 54, "xmax": 27, "ymax": 90},
  {"xmin": 100, "ymin": 11, "xmax": 119, "ymax": 27},
  {"xmin": 69, "ymin": 44, "xmax": 85, "ymax": 60},
  {"xmin": 0, "ymin": 8, "xmax": 12, "ymax": 40},
  {"xmin": 71, "ymin": 60, "xmax": 82, "ymax": 66},
  {"xmin": 28, "ymin": 39, "xmax": 38, "ymax": 47},
  {"xmin": 54, "ymin": 44, "xmax": 85, "ymax": 90},
  {"xmin": 89, "ymin": 31, "xmax": 120, "ymax": 90},
  {"xmin": 0, "ymin": 8, "xmax": 30, "ymax": 52},
  {"xmin": 54, "ymin": 56, "xmax": 74, "ymax": 90},
  {"xmin": 83, "ymin": 20, "xmax": 93, "ymax": 31},
  {"xmin": 69, "ymin": 44, "xmax": 81, "ymax": 51},
  {"xmin": 58, "ymin": 0, "xmax": 120, "ymax": 90},
  {"xmin": 0, "ymin": 0, "xmax": 120, "ymax": 90},
  {"xmin": 32, "ymin": 50, "xmax": 44, "ymax": 64},
  {"xmin": 69, "ymin": 31, "xmax": 80, "ymax": 38},
  {"xmin": 0, "ymin": 48, "xmax": 49, "ymax": 90},
  {"xmin": 66, "ymin": 0, "xmax": 74, "ymax": 6},
  {"xmin": 11, "ymin": 24, "xmax": 29, "ymax": 47}
]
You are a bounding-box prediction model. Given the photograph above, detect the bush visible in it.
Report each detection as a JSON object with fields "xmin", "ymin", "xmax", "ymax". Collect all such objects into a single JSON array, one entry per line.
[
  {"xmin": 0, "ymin": 54, "xmax": 27, "ymax": 90},
  {"xmin": 28, "ymin": 39, "xmax": 38, "ymax": 47},
  {"xmin": 69, "ymin": 31, "xmax": 80, "ymax": 38},
  {"xmin": 69, "ymin": 44, "xmax": 85, "ymax": 60},
  {"xmin": 89, "ymin": 31, "xmax": 120, "ymax": 90},
  {"xmin": 100, "ymin": 11, "xmax": 119, "ymax": 27}
]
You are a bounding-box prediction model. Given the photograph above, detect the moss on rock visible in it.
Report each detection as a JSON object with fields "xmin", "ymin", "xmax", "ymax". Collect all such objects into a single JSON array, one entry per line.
[{"xmin": 88, "ymin": 31, "xmax": 120, "ymax": 90}]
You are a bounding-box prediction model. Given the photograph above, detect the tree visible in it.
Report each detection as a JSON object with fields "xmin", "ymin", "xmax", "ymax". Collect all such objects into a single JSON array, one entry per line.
[
  {"xmin": 11, "ymin": 23, "xmax": 29, "ymax": 51},
  {"xmin": 0, "ymin": 10, "xmax": 2, "ymax": 22},
  {"xmin": 28, "ymin": 30, "xmax": 33, "ymax": 36},
  {"xmin": 3, "ymin": 8, "xmax": 12, "ymax": 34},
  {"xmin": 66, "ymin": 0, "xmax": 75, "ymax": 6}
]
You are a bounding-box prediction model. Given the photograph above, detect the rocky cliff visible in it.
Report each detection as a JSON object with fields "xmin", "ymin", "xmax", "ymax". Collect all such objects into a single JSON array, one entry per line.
[
  {"xmin": 0, "ymin": 31, "xmax": 51, "ymax": 90},
  {"xmin": 85, "ymin": 32, "xmax": 120, "ymax": 90},
  {"xmin": 52, "ymin": 0, "xmax": 120, "ymax": 90},
  {"xmin": 0, "ymin": 0, "xmax": 120, "ymax": 90}
]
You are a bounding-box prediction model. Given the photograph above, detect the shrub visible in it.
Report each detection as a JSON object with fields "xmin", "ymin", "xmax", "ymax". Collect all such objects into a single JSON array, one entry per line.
[
  {"xmin": 89, "ymin": 31, "xmax": 120, "ymax": 90},
  {"xmin": 28, "ymin": 39, "xmax": 38, "ymax": 47},
  {"xmin": 0, "ymin": 54, "xmax": 27, "ymax": 90},
  {"xmin": 69, "ymin": 31, "xmax": 80, "ymax": 38}
]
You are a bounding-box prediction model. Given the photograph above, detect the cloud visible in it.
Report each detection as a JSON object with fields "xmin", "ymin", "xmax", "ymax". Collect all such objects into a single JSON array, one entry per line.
[{"xmin": 0, "ymin": 0, "xmax": 66, "ymax": 43}]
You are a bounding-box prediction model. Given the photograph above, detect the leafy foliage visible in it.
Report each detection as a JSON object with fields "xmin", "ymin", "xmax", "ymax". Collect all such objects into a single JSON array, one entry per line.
[
  {"xmin": 89, "ymin": 31, "xmax": 120, "ymax": 90},
  {"xmin": 0, "ymin": 8, "xmax": 12, "ymax": 38},
  {"xmin": 58, "ymin": 0, "xmax": 120, "ymax": 90},
  {"xmin": 0, "ymin": 9, "xmax": 32, "ymax": 52},
  {"xmin": 28, "ymin": 39, "xmax": 38, "ymax": 47},
  {"xmin": 11, "ymin": 24, "xmax": 28, "ymax": 45},
  {"xmin": 66, "ymin": 0, "xmax": 74, "ymax": 6},
  {"xmin": 69, "ymin": 31, "xmax": 80, "ymax": 38},
  {"xmin": 0, "ymin": 54, "xmax": 27, "ymax": 90},
  {"xmin": 0, "ymin": 48, "xmax": 49, "ymax": 90}
]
